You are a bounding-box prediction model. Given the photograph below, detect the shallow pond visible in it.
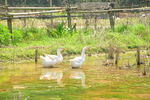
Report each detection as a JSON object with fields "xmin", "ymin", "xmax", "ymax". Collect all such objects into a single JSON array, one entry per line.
[{"xmin": 0, "ymin": 55, "xmax": 150, "ymax": 100}]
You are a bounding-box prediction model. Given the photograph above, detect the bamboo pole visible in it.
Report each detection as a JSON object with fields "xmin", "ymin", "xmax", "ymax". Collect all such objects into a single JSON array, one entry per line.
[
  {"xmin": 0, "ymin": 15, "xmax": 83, "ymax": 20},
  {"xmin": 71, "ymin": 7, "xmax": 150, "ymax": 13},
  {"xmin": 6, "ymin": 10, "xmax": 63, "ymax": 16},
  {"xmin": 8, "ymin": 7, "xmax": 77, "ymax": 10},
  {"xmin": 1, "ymin": 7, "xmax": 150, "ymax": 16}
]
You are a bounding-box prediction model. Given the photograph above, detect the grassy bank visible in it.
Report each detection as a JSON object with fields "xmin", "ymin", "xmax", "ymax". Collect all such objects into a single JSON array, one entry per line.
[{"xmin": 0, "ymin": 21, "xmax": 150, "ymax": 62}]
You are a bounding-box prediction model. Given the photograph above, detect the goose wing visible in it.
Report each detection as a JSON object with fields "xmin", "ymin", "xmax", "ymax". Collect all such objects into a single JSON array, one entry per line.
[
  {"xmin": 70, "ymin": 56, "xmax": 83, "ymax": 63},
  {"xmin": 45, "ymin": 54, "xmax": 58, "ymax": 60},
  {"xmin": 40, "ymin": 56, "xmax": 48, "ymax": 60}
]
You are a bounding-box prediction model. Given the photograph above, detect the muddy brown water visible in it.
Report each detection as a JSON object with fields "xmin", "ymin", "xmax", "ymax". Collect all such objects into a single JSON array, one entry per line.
[
  {"xmin": 0, "ymin": 55, "xmax": 149, "ymax": 90},
  {"xmin": 0, "ymin": 54, "xmax": 150, "ymax": 100},
  {"xmin": 0, "ymin": 63, "xmax": 88, "ymax": 88}
]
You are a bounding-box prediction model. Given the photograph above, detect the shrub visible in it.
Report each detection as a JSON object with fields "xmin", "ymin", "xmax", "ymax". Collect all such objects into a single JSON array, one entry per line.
[
  {"xmin": 12, "ymin": 29, "xmax": 23, "ymax": 45},
  {"xmin": 47, "ymin": 22, "xmax": 76, "ymax": 38},
  {"xmin": 0, "ymin": 24, "xmax": 11, "ymax": 46},
  {"xmin": 115, "ymin": 24, "xmax": 128, "ymax": 33},
  {"xmin": 22, "ymin": 27, "xmax": 46, "ymax": 40},
  {"xmin": 107, "ymin": 24, "xmax": 150, "ymax": 48}
]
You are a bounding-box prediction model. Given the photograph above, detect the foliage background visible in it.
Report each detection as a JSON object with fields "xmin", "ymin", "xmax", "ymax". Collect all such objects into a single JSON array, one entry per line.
[{"xmin": 0, "ymin": 0, "xmax": 149, "ymax": 7}]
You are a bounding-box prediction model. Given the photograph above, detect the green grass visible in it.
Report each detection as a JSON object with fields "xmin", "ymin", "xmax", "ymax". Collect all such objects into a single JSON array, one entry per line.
[
  {"xmin": 0, "ymin": 19, "xmax": 150, "ymax": 62},
  {"xmin": 100, "ymin": 94, "xmax": 133, "ymax": 99},
  {"xmin": 0, "ymin": 84, "xmax": 86, "ymax": 100}
]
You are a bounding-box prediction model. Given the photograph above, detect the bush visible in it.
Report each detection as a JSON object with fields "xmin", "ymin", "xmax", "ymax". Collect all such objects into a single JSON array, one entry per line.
[
  {"xmin": 115, "ymin": 24, "xmax": 128, "ymax": 33},
  {"xmin": 12, "ymin": 29, "xmax": 23, "ymax": 45},
  {"xmin": 22, "ymin": 27, "xmax": 46, "ymax": 40},
  {"xmin": 107, "ymin": 24, "xmax": 150, "ymax": 48},
  {"xmin": 0, "ymin": 24, "xmax": 11, "ymax": 46},
  {"xmin": 47, "ymin": 22, "xmax": 76, "ymax": 38}
]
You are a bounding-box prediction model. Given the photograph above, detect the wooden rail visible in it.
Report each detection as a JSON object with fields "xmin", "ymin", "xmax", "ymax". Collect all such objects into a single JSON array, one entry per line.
[
  {"xmin": 0, "ymin": 15, "xmax": 83, "ymax": 20},
  {"xmin": 71, "ymin": 7, "xmax": 150, "ymax": 13},
  {"xmin": 8, "ymin": 7, "xmax": 77, "ymax": 10},
  {"xmin": 0, "ymin": 6, "xmax": 150, "ymax": 38},
  {"xmin": 1, "ymin": 10, "xmax": 63, "ymax": 16}
]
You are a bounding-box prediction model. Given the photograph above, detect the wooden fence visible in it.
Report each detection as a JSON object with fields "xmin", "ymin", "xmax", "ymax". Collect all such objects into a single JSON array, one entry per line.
[{"xmin": 0, "ymin": 5, "xmax": 150, "ymax": 34}]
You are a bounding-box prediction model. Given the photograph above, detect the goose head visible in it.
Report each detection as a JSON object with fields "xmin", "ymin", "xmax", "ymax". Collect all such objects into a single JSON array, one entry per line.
[
  {"xmin": 82, "ymin": 46, "xmax": 90, "ymax": 53},
  {"xmin": 81, "ymin": 46, "xmax": 90, "ymax": 56},
  {"xmin": 57, "ymin": 47, "xmax": 64, "ymax": 54},
  {"xmin": 83, "ymin": 46, "xmax": 90, "ymax": 50},
  {"xmin": 57, "ymin": 47, "xmax": 64, "ymax": 60},
  {"xmin": 58, "ymin": 47, "xmax": 64, "ymax": 52}
]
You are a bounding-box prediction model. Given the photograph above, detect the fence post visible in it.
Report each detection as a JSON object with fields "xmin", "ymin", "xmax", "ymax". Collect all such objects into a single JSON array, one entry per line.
[
  {"xmin": 136, "ymin": 47, "xmax": 141, "ymax": 65},
  {"xmin": 85, "ymin": 18, "xmax": 89, "ymax": 29},
  {"xmin": 5, "ymin": 0, "xmax": 8, "ymax": 6},
  {"xmin": 108, "ymin": 11, "xmax": 115, "ymax": 30},
  {"xmin": 49, "ymin": 0, "xmax": 53, "ymax": 28},
  {"xmin": 94, "ymin": 16, "xmax": 97, "ymax": 31},
  {"xmin": 115, "ymin": 49, "xmax": 120, "ymax": 65},
  {"xmin": 7, "ymin": 18, "xmax": 13, "ymax": 39},
  {"xmin": 143, "ymin": 66, "xmax": 147, "ymax": 76},
  {"xmin": 49, "ymin": 0, "xmax": 52, "ymax": 6},
  {"xmin": 23, "ymin": 0, "xmax": 27, "ymax": 28},
  {"xmin": 108, "ymin": 45, "xmax": 114, "ymax": 59},
  {"xmin": 5, "ymin": 2, "xmax": 13, "ymax": 40},
  {"xmin": 35, "ymin": 49, "xmax": 38, "ymax": 64},
  {"xmin": 66, "ymin": 1, "xmax": 71, "ymax": 28},
  {"xmin": 66, "ymin": 8, "xmax": 71, "ymax": 28},
  {"xmin": 93, "ymin": 16, "xmax": 97, "ymax": 36}
]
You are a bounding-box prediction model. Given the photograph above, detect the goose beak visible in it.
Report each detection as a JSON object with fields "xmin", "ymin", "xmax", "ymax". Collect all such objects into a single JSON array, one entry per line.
[
  {"xmin": 85, "ymin": 47, "xmax": 90, "ymax": 50},
  {"xmin": 62, "ymin": 48, "xmax": 65, "ymax": 51},
  {"xmin": 60, "ymin": 48, "xmax": 65, "ymax": 51},
  {"xmin": 86, "ymin": 47, "xmax": 90, "ymax": 50}
]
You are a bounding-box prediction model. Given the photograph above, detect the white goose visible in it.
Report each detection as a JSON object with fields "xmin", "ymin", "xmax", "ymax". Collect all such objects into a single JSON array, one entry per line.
[
  {"xmin": 40, "ymin": 48, "xmax": 64, "ymax": 67},
  {"xmin": 70, "ymin": 47, "xmax": 89, "ymax": 68}
]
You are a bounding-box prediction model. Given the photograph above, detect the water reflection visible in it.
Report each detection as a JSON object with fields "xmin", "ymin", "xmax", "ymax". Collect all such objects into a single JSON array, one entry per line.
[
  {"xmin": 39, "ymin": 67, "xmax": 86, "ymax": 87},
  {"xmin": 40, "ymin": 68, "xmax": 63, "ymax": 86},
  {"xmin": 69, "ymin": 69, "xmax": 86, "ymax": 87},
  {"xmin": 1, "ymin": 63, "xmax": 87, "ymax": 87}
]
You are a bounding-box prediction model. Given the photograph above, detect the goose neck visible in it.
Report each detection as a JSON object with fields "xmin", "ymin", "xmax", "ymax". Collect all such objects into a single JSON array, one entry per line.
[
  {"xmin": 57, "ymin": 49, "xmax": 62, "ymax": 57},
  {"xmin": 81, "ymin": 48, "xmax": 86, "ymax": 57}
]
